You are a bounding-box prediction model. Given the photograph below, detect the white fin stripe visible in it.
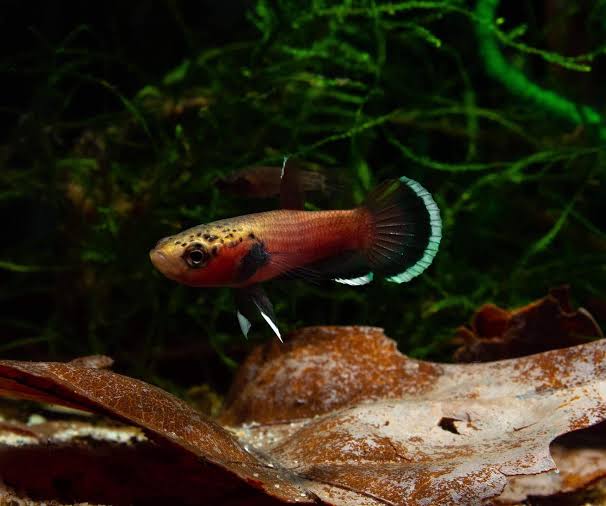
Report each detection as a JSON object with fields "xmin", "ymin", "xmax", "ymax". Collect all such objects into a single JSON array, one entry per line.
[
  {"xmin": 386, "ymin": 176, "xmax": 442, "ymax": 284},
  {"xmin": 260, "ymin": 310, "xmax": 282, "ymax": 342},
  {"xmin": 334, "ymin": 273, "xmax": 374, "ymax": 286},
  {"xmin": 237, "ymin": 311, "xmax": 252, "ymax": 339}
]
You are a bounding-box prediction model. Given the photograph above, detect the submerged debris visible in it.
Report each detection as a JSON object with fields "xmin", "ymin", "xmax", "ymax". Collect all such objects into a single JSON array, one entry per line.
[
  {"xmin": 453, "ymin": 286, "xmax": 603, "ymax": 362},
  {"xmin": 1, "ymin": 322, "xmax": 606, "ymax": 504}
]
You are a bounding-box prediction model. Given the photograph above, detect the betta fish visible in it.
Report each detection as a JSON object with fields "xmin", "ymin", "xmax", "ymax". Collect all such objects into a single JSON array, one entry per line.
[
  {"xmin": 215, "ymin": 164, "xmax": 328, "ymax": 198},
  {"xmin": 150, "ymin": 162, "xmax": 442, "ymax": 341}
]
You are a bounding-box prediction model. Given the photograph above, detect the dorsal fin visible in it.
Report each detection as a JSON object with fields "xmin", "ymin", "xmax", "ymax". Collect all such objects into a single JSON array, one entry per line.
[{"xmin": 279, "ymin": 157, "xmax": 305, "ymax": 210}]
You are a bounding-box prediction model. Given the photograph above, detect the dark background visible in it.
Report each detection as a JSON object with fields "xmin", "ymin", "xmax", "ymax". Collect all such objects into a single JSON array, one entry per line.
[{"xmin": 1, "ymin": 0, "xmax": 605, "ymax": 394}]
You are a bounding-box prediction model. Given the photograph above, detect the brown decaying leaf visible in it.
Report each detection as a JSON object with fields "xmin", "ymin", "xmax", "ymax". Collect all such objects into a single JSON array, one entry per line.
[
  {"xmin": 495, "ymin": 422, "xmax": 606, "ymax": 504},
  {"xmin": 453, "ymin": 286, "xmax": 603, "ymax": 362},
  {"xmin": 0, "ymin": 360, "xmax": 309, "ymax": 504},
  {"xmin": 1, "ymin": 326, "xmax": 606, "ymax": 505},
  {"xmin": 0, "ymin": 419, "xmax": 283, "ymax": 506}
]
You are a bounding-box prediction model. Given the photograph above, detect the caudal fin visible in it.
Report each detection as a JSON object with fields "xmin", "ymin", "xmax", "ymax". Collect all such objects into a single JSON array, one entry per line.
[{"xmin": 364, "ymin": 176, "xmax": 441, "ymax": 283}]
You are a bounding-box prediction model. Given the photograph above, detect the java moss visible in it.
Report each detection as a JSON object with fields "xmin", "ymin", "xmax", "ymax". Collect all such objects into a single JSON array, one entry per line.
[{"xmin": 1, "ymin": 1, "xmax": 605, "ymax": 391}]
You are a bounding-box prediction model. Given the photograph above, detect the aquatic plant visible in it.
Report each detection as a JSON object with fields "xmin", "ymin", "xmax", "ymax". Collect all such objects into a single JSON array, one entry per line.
[{"xmin": 0, "ymin": 1, "xmax": 605, "ymax": 390}]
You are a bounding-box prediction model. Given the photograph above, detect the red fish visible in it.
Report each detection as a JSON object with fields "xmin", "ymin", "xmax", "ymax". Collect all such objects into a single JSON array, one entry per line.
[{"xmin": 150, "ymin": 163, "xmax": 441, "ymax": 340}]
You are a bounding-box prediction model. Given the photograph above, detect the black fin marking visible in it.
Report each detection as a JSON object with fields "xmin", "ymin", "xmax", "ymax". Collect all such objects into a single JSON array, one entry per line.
[
  {"xmin": 273, "ymin": 250, "xmax": 369, "ymax": 285},
  {"xmin": 364, "ymin": 176, "xmax": 441, "ymax": 283},
  {"xmin": 279, "ymin": 157, "xmax": 305, "ymax": 210},
  {"xmin": 274, "ymin": 264, "xmax": 325, "ymax": 285},
  {"xmin": 235, "ymin": 285, "xmax": 281, "ymax": 341},
  {"xmin": 307, "ymin": 250, "xmax": 369, "ymax": 280},
  {"xmin": 236, "ymin": 241, "xmax": 270, "ymax": 282}
]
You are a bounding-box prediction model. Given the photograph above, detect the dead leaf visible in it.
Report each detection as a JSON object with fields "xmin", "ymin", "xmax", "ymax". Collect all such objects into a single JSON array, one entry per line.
[
  {"xmin": 68, "ymin": 355, "xmax": 114, "ymax": 369},
  {"xmin": 496, "ymin": 422, "xmax": 606, "ymax": 504},
  {"xmin": 0, "ymin": 418, "xmax": 282, "ymax": 506},
  {"xmin": 1, "ymin": 326, "xmax": 606, "ymax": 505},
  {"xmin": 453, "ymin": 286, "xmax": 603, "ymax": 362},
  {"xmin": 0, "ymin": 360, "xmax": 309, "ymax": 504},
  {"xmin": 221, "ymin": 326, "xmax": 442, "ymax": 425}
]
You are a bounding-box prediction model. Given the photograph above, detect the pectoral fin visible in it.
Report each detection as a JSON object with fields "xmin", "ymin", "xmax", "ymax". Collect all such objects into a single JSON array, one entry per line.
[{"xmin": 235, "ymin": 285, "xmax": 282, "ymax": 341}]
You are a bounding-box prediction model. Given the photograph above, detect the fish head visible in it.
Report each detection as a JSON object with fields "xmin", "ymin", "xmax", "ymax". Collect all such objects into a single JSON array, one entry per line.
[{"xmin": 150, "ymin": 226, "xmax": 249, "ymax": 287}]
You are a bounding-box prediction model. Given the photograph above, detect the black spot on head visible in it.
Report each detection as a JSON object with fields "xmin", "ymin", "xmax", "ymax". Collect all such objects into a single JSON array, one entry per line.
[
  {"xmin": 207, "ymin": 235, "xmax": 218, "ymax": 242},
  {"xmin": 248, "ymin": 232, "xmax": 255, "ymax": 239},
  {"xmin": 203, "ymin": 234, "xmax": 210, "ymax": 240},
  {"xmin": 239, "ymin": 237, "xmax": 243, "ymax": 243},
  {"xmin": 226, "ymin": 233, "xmax": 234, "ymax": 238},
  {"xmin": 211, "ymin": 246, "xmax": 218, "ymax": 256},
  {"xmin": 220, "ymin": 239, "xmax": 224, "ymax": 244},
  {"xmin": 196, "ymin": 232, "xmax": 202, "ymax": 237}
]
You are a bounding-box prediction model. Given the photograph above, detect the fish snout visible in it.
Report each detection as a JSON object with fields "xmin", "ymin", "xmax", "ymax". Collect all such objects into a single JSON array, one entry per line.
[
  {"xmin": 150, "ymin": 241, "xmax": 184, "ymax": 280},
  {"xmin": 149, "ymin": 248, "xmax": 168, "ymax": 266},
  {"xmin": 149, "ymin": 247, "xmax": 174, "ymax": 275}
]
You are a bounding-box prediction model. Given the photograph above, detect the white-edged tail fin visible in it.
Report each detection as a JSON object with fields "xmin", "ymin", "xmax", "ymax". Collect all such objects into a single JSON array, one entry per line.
[
  {"xmin": 364, "ymin": 176, "xmax": 441, "ymax": 283},
  {"xmin": 386, "ymin": 177, "xmax": 441, "ymax": 283}
]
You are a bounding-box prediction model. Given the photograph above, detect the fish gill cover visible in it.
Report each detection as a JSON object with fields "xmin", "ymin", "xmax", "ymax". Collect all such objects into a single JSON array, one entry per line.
[{"xmin": 0, "ymin": 0, "xmax": 605, "ymax": 404}]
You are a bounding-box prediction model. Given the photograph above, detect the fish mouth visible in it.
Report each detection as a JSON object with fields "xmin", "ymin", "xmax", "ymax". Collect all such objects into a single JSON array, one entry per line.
[
  {"xmin": 149, "ymin": 249, "xmax": 182, "ymax": 280},
  {"xmin": 149, "ymin": 249, "xmax": 167, "ymax": 266}
]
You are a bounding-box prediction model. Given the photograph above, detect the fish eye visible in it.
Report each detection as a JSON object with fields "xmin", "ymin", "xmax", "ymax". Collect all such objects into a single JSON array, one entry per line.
[{"xmin": 184, "ymin": 244, "xmax": 208, "ymax": 268}]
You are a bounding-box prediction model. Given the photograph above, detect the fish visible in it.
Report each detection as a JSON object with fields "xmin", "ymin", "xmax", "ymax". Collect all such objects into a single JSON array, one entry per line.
[
  {"xmin": 215, "ymin": 164, "xmax": 328, "ymax": 198},
  {"xmin": 150, "ymin": 161, "xmax": 442, "ymax": 341}
]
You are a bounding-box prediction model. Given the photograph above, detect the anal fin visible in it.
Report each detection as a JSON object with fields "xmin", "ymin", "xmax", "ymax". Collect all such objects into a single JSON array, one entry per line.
[
  {"xmin": 275, "ymin": 250, "xmax": 372, "ymax": 287},
  {"xmin": 334, "ymin": 272, "xmax": 374, "ymax": 286}
]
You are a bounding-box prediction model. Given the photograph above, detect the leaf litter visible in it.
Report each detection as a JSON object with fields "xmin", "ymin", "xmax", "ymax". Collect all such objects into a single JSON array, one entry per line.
[
  {"xmin": 453, "ymin": 285, "xmax": 603, "ymax": 362},
  {"xmin": 0, "ymin": 305, "xmax": 605, "ymax": 504}
]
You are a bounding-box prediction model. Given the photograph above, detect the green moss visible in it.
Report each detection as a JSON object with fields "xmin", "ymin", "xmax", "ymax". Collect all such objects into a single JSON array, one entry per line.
[{"xmin": 1, "ymin": 1, "xmax": 605, "ymax": 389}]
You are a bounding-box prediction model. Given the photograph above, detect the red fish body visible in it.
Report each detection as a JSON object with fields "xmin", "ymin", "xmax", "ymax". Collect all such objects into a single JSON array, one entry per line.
[
  {"xmin": 151, "ymin": 209, "xmax": 370, "ymax": 288},
  {"xmin": 150, "ymin": 167, "xmax": 442, "ymax": 340}
]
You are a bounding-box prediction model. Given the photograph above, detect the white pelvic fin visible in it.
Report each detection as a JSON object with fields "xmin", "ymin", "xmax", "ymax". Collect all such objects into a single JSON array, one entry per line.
[
  {"xmin": 260, "ymin": 310, "xmax": 282, "ymax": 342},
  {"xmin": 237, "ymin": 311, "xmax": 252, "ymax": 339}
]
